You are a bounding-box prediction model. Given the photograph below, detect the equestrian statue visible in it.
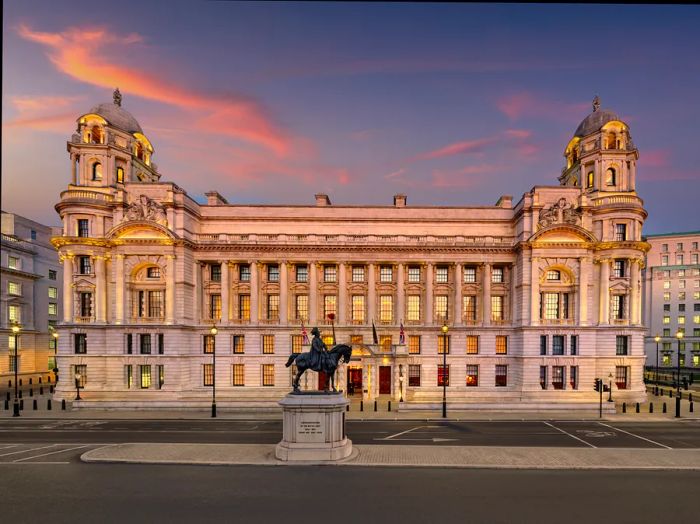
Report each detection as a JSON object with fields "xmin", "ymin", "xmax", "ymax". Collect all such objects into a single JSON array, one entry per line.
[{"xmin": 285, "ymin": 327, "xmax": 352, "ymax": 392}]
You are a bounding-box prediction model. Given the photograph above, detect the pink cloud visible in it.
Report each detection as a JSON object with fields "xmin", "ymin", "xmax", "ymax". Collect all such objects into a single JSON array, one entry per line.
[
  {"xmin": 414, "ymin": 129, "xmax": 539, "ymax": 162},
  {"xmin": 384, "ymin": 168, "xmax": 406, "ymax": 179},
  {"xmin": 414, "ymin": 137, "xmax": 496, "ymax": 161},
  {"xmin": 3, "ymin": 95, "xmax": 85, "ymax": 133},
  {"xmin": 17, "ymin": 24, "xmax": 292, "ymax": 156},
  {"xmin": 496, "ymin": 92, "xmax": 590, "ymax": 122},
  {"xmin": 640, "ymin": 149, "xmax": 671, "ymax": 168},
  {"xmin": 430, "ymin": 164, "xmax": 499, "ymax": 188}
]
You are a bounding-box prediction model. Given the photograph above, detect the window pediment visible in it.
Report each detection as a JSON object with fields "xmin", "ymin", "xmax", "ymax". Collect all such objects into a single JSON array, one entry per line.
[{"xmin": 530, "ymin": 224, "xmax": 597, "ymax": 245}]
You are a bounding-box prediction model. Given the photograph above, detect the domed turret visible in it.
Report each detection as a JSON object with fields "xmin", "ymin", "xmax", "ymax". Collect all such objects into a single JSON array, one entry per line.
[{"xmin": 85, "ymin": 88, "xmax": 143, "ymax": 135}]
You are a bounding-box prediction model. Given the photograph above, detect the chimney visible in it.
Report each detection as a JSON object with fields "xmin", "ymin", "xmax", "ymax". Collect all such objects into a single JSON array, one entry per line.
[
  {"xmin": 315, "ymin": 193, "xmax": 332, "ymax": 206},
  {"xmin": 496, "ymin": 195, "xmax": 513, "ymax": 208},
  {"xmin": 393, "ymin": 194, "xmax": 407, "ymax": 207},
  {"xmin": 205, "ymin": 191, "xmax": 228, "ymax": 206}
]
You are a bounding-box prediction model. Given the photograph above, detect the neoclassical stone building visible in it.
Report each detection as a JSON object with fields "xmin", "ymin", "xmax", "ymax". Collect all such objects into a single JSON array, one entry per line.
[{"xmin": 52, "ymin": 91, "xmax": 649, "ymax": 410}]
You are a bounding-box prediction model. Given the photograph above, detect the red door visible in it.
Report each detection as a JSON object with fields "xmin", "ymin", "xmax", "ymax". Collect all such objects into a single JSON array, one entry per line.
[
  {"xmin": 318, "ymin": 372, "xmax": 328, "ymax": 390},
  {"xmin": 347, "ymin": 368, "xmax": 362, "ymax": 395},
  {"xmin": 379, "ymin": 366, "xmax": 392, "ymax": 395}
]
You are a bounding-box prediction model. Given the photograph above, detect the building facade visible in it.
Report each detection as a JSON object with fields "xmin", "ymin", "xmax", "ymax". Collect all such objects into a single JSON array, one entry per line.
[
  {"xmin": 52, "ymin": 91, "xmax": 649, "ymax": 409},
  {"xmin": 642, "ymin": 231, "xmax": 700, "ymax": 372},
  {"xmin": 1, "ymin": 212, "xmax": 63, "ymax": 385}
]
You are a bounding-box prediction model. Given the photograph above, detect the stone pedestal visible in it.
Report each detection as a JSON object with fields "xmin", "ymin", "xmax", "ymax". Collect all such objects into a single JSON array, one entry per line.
[{"xmin": 275, "ymin": 392, "xmax": 352, "ymax": 461}]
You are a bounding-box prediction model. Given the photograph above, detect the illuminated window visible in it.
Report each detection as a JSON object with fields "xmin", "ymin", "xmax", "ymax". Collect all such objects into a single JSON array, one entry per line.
[
  {"xmin": 352, "ymin": 295, "xmax": 365, "ymax": 322},
  {"xmin": 323, "ymin": 295, "xmax": 337, "ymax": 318},
  {"xmin": 435, "ymin": 266, "xmax": 448, "ymax": 283},
  {"xmin": 463, "ymin": 266, "xmax": 476, "ymax": 283},
  {"xmin": 540, "ymin": 366, "xmax": 548, "ymax": 389},
  {"xmin": 209, "ymin": 294, "xmax": 221, "ymax": 320},
  {"xmin": 92, "ymin": 162, "xmax": 102, "ymax": 181},
  {"xmin": 262, "ymin": 335, "xmax": 275, "ymax": 354},
  {"xmin": 116, "ymin": 166, "xmax": 124, "ymax": 184},
  {"xmin": 662, "ymin": 243, "xmax": 669, "ymax": 253},
  {"xmin": 677, "ymin": 255, "xmax": 684, "ymax": 265},
  {"xmin": 664, "ymin": 292, "xmax": 671, "ymax": 301},
  {"xmin": 77, "ymin": 219, "xmax": 89, "ymax": 238},
  {"xmin": 437, "ymin": 334, "xmax": 450, "ymax": 355},
  {"xmin": 140, "ymin": 365, "xmax": 151, "ymax": 389},
  {"xmin": 323, "ymin": 265, "xmax": 337, "ymax": 283},
  {"xmin": 586, "ymin": 171, "xmax": 594, "ymax": 188},
  {"xmin": 434, "ymin": 295, "xmax": 448, "ymax": 322},
  {"xmin": 491, "ymin": 296, "xmax": 504, "ymax": 321},
  {"xmin": 407, "ymin": 266, "xmax": 421, "ymax": 283},
  {"xmin": 233, "ymin": 364, "xmax": 245, "ymax": 386},
  {"xmin": 615, "ymin": 224, "xmax": 627, "ymax": 241},
  {"xmin": 408, "ymin": 364, "xmax": 421, "ymax": 386},
  {"xmin": 495, "ymin": 335, "xmax": 508, "ymax": 355},
  {"xmin": 267, "ymin": 264, "xmax": 279, "ymax": 282},
  {"xmin": 203, "ymin": 364, "xmax": 213, "ymax": 386},
  {"xmin": 238, "ymin": 295, "xmax": 250, "ymax": 321},
  {"xmin": 466, "ymin": 335, "xmax": 479, "ymax": 354},
  {"xmin": 239, "ymin": 264, "xmax": 251, "ymax": 282},
  {"xmin": 267, "ymin": 294, "xmax": 279, "ymax": 320},
  {"xmin": 466, "ymin": 365, "xmax": 479, "ymax": 387},
  {"xmin": 74, "ymin": 365, "xmax": 87, "ymax": 388},
  {"xmin": 663, "ymin": 316, "xmax": 671, "ymax": 324},
  {"xmin": 679, "ymin": 280, "xmax": 686, "ymax": 289},
  {"xmin": 8, "ymin": 282, "xmax": 21, "ymax": 296},
  {"xmin": 8, "ymin": 305, "xmax": 21, "ymax": 323},
  {"xmin": 495, "ymin": 365, "xmax": 507, "ymax": 387},
  {"xmin": 203, "ymin": 334, "xmax": 215, "ymax": 354},
  {"xmin": 350, "ymin": 335, "xmax": 363, "ymax": 345},
  {"xmin": 8, "ymin": 256, "xmax": 19, "ymax": 270},
  {"xmin": 407, "ymin": 295, "xmax": 421, "ymax": 321},
  {"xmin": 663, "ymin": 281, "xmax": 671, "ymax": 289},
  {"xmin": 693, "ymin": 315, "xmax": 700, "ymax": 324},
  {"xmin": 408, "ymin": 335, "xmax": 421, "ymax": 354},
  {"xmin": 210, "ymin": 264, "xmax": 221, "ymax": 282},
  {"xmin": 613, "ymin": 260, "xmax": 626, "ymax": 278},
  {"xmin": 546, "ymin": 270, "xmax": 561, "ymax": 281},
  {"xmin": 615, "ymin": 366, "xmax": 628, "ymax": 389},
  {"xmin": 295, "ymin": 295, "xmax": 308, "ymax": 321},
  {"xmin": 379, "ymin": 335, "xmax": 392, "ymax": 352},
  {"xmin": 437, "ymin": 364, "xmax": 450, "ymax": 387},
  {"xmin": 74, "ymin": 334, "xmax": 87, "ymax": 354},
  {"xmin": 463, "ymin": 295, "xmax": 477, "ymax": 321},
  {"xmin": 233, "ymin": 335, "xmax": 245, "ymax": 354},
  {"xmin": 678, "ymin": 316, "xmax": 686, "ymax": 325},
  {"xmin": 611, "ymin": 295, "xmax": 626, "ymax": 319},
  {"xmin": 552, "ymin": 366, "xmax": 564, "ymax": 390},
  {"xmin": 291, "ymin": 335, "xmax": 303, "ymax": 354},
  {"xmin": 262, "ymin": 364, "xmax": 275, "ymax": 386},
  {"xmin": 661, "ymin": 256, "xmax": 669, "ymax": 266},
  {"xmin": 352, "ymin": 266, "xmax": 365, "ymax": 282},
  {"xmin": 379, "ymin": 295, "xmax": 393, "ymax": 323},
  {"xmin": 679, "ymin": 270, "xmax": 685, "ymax": 278},
  {"xmin": 380, "ymin": 265, "xmax": 393, "ymax": 283},
  {"xmin": 605, "ymin": 167, "xmax": 616, "ymax": 186},
  {"xmin": 491, "ymin": 267, "xmax": 504, "ymax": 283},
  {"xmin": 662, "ymin": 353, "xmax": 671, "ymax": 366},
  {"xmin": 541, "ymin": 292, "xmax": 569, "ymax": 320}
]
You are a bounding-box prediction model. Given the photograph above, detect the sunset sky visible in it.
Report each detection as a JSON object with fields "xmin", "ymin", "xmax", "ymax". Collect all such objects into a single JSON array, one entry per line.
[{"xmin": 3, "ymin": 1, "xmax": 699, "ymax": 233}]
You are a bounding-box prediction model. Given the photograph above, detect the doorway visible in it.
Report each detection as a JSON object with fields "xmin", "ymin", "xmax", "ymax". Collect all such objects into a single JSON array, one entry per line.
[
  {"xmin": 379, "ymin": 366, "xmax": 392, "ymax": 395},
  {"xmin": 347, "ymin": 368, "xmax": 362, "ymax": 395}
]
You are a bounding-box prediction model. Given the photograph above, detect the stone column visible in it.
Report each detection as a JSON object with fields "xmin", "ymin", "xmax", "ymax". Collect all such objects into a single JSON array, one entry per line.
[
  {"xmin": 368, "ymin": 263, "xmax": 376, "ymax": 324},
  {"xmin": 630, "ymin": 258, "xmax": 640, "ymax": 325},
  {"xmin": 454, "ymin": 263, "xmax": 462, "ymax": 325},
  {"xmin": 221, "ymin": 261, "xmax": 230, "ymax": 324},
  {"xmin": 165, "ymin": 255, "xmax": 175, "ymax": 325},
  {"xmin": 193, "ymin": 261, "xmax": 201, "ymax": 323},
  {"xmin": 280, "ymin": 261, "xmax": 288, "ymax": 324},
  {"xmin": 425, "ymin": 263, "xmax": 433, "ymax": 325},
  {"xmin": 63, "ymin": 256, "xmax": 74, "ymax": 323},
  {"xmin": 115, "ymin": 254, "xmax": 125, "ymax": 324},
  {"xmin": 482, "ymin": 263, "xmax": 491, "ymax": 326},
  {"xmin": 309, "ymin": 262, "xmax": 318, "ymax": 325},
  {"xmin": 95, "ymin": 256, "xmax": 106, "ymax": 322},
  {"xmin": 530, "ymin": 255, "xmax": 539, "ymax": 325},
  {"xmin": 578, "ymin": 257, "xmax": 589, "ymax": 326},
  {"xmin": 599, "ymin": 259, "xmax": 610, "ymax": 324},
  {"xmin": 397, "ymin": 263, "xmax": 405, "ymax": 325},
  {"xmin": 338, "ymin": 262, "xmax": 347, "ymax": 325},
  {"xmin": 250, "ymin": 262, "xmax": 259, "ymax": 324}
]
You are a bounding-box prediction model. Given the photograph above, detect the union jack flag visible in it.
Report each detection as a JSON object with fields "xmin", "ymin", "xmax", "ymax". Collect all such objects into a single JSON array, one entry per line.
[
  {"xmin": 301, "ymin": 321, "xmax": 309, "ymax": 345},
  {"xmin": 399, "ymin": 321, "xmax": 405, "ymax": 345}
]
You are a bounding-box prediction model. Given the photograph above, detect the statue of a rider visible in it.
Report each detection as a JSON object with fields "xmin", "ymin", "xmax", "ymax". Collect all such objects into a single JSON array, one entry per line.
[{"xmin": 309, "ymin": 327, "xmax": 331, "ymax": 372}]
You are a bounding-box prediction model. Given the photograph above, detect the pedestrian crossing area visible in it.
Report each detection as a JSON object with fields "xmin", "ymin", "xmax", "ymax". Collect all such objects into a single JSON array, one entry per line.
[{"xmin": 0, "ymin": 443, "xmax": 101, "ymax": 464}]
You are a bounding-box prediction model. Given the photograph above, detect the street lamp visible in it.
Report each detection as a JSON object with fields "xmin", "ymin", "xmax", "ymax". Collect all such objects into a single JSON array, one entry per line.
[
  {"xmin": 50, "ymin": 328, "xmax": 59, "ymax": 384},
  {"xmin": 675, "ymin": 330, "xmax": 683, "ymax": 418},
  {"xmin": 210, "ymin": 324, "xmax": 218, "ymax": 418},
  {"xmin": 654, "ymin": 334, "xmax": 660, "ymax": 385},
  {"xmin": 441, "ymin": 322, "xmax": 449, "ymax": 418},
  {"xmin": 11, "ymin": 324, "xmax": 20, "ymax": 417},
  {"xmin": 607, "ymin": 373, "xmax": 613, "ymax": 402},
  {"xmin": 399, "ymin": 364, "xmax": 404, "ymax": 403},
  {"xmin": 74, "ymin": 370, "xmax": 82, "ymax": 401}
]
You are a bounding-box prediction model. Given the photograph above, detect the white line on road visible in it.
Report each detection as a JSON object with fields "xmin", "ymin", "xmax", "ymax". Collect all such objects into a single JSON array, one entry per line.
[
  {"xmin": 382, "ymin": 426, "xmax": 425, "ymax": 440},
  {"xmin": 543, "ymin": 422, "xmax": 596, "ymax": 448},
  {"xmin": 0, "ymin": 444, "xmax": 57, "ymax": 458},
  {"xmin": 597, "ymin": 423, "xmax": 672, "ymax": 449},
  {"xmin": 13, "ymin": 445, "xmax": 90, "ymax": 462}
]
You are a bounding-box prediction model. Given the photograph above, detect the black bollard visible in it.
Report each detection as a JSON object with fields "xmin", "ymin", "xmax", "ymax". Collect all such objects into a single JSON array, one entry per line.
[
  {"xmin": 360, "ymin": 400, "xmax": 363, "ymax": 412},
  {"xmin": 33, "ymin": 399, "xmax": 38, "ymax": 410},
  {"xmin": 7, "ymin": 380, "xmax": 10, "ymax": 388},
  {"xmin": 47, "ymin": 399, "xmax": 52, "ymax": 410},
  {"xmin": 20, "ymin": 399, "xmax": 24, "ymax": 410},
  {"xmin": 691, "ymin": 402, "xmax": 694, "ymax": 413},
  {"xmin": 346, "ymin": 404, "xmax": 349, "ymax": 411},
  {"xmin": 655, "ymin": 386, "xmax": 659, "ymax": 396},
  {"xmin": 29, "ymin": 378, "xmax": 33, "ymax": 385},
  {"xmin": 622, "ymin": 402, "xmax": 626, "ymax": 413},
  {"xmin": 19, "ymin": 390, "xmax": 22, "ymax": 399},
  {"xmin": 690, "ymin": 393, "xmax": 693, "ymax": 403},
  {"xmin": 663, "ymin": 403, "xmax": 667, "ymax": 413},
  {"xmin": 50, "ymin": 385, "xmax": 54, "ymax": 394},
  {"xmin": 4, "ymin": 399, "xmax": 8, "ymax": 410},
  {"xmin": 388, "ymin": 401, "xmax": 391, "ymax": 412},
  {"xmin": 61, "ymin": 399, "xmax": 66, "ymax": 410},
  {"xmin": 636, "ymin": 402, "xmax": 640, "ymax": 413},
  {"xmin": 19, "ymin": 379, "xmax": 23, "ymax": 386},
  {"xmin": 5, "ymin": 392, "xmax": 9, "ymax": 401},
  {"xmin": 374, "ymin": 400, "xmax": 377, "ymax": 412},
  {"xmin": 670, "ymin": 389, "xmax": 673, "ymax": 398},
  {"xmin": 39, "ymin": 377, "xmax": 42, "ymax": 384},
  {"xmin": 649, "ymin": 403, "xmax": 654, "ymax": 413}
]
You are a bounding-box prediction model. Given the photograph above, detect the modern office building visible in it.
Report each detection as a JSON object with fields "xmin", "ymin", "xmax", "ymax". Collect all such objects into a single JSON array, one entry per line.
[
  {"xmin": 1, "ymin": 212, "xmax": 63, "ymax": 386},
  {"xmin": 642, "ymin": 231, "xmax": 700, "ymax": 372},
  {"xmin": 51, "ymin": 91, "xmax": 649, "ymax": 410}
]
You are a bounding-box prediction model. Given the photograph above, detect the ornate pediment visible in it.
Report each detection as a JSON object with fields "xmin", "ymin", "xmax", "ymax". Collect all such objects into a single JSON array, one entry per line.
[
  {"xmin": 123, "ymin": 194, "xmax": 167, "ymax": 227},
  {"xmin": 529, "ymin": 224, "xmax": 597, "ymax": 245},
  {"xmin": 106, "ymin": 221, "xmax": 177, "ymax": 243},
  {"xmin": 537, "ymin": 198, "xmax": 582, "ymax": 230}
]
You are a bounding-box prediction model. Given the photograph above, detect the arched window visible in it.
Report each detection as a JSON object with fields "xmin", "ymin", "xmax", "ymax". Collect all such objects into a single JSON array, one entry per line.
[
  {"xmin": 606, "ymin": 168, "xmax": 616, "ymax": 186},
  {"xmin": 606, "ymin": 133, "xmax": 616, "ymax": 149},
  {"xmin": 116, "ymin": 167, "xmax": 125, "ymax": 184},
  {"xmin": 540, "ymin": 268, "xmax": 574, "ymax": 323},
  {"xmin": 587, "ymin": 171, "xmax": 594, "ymax": 188},
  {"xmin": 546, "ymin": 270, "xmax": 561, "ymax": 281},
  {"xmin": 135, "ymin": 142, "xmax": 144, "ymax": 161},
  {"xmin": 91, "ymin": 126, "xmax": 103, "ymax": 144},
  {"xmin": 92, "ymin": 162, "xmax": 102, "ymax": 181}
]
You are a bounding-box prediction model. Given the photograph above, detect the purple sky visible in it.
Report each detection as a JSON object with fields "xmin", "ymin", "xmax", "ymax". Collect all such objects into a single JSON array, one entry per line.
[{"xmin": 3, "ymin": 1, "xmax": 699, "ymax": 234}]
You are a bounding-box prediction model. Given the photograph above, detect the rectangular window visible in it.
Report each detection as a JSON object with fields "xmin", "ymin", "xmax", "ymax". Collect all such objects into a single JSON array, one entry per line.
[
  {"xmin": 49, "ymin": 269, "xmax": 57, "ymax": 280},
  {"xmin": 437, "ymin": 364, "xmax": 450, "ymax": 387},
  {"xmin": 158, "ymin": 333, "xmax": 164, "ymax": 354},
  {"xmin": 615, "ymin": 224, "xmax": 627, "ymax": 241},
  {"xmin": 569, "ymin": 366, "xmax": 578, "ymax": 389},
  {"xmin": 495, "ymin": 365, "xmax": 508, "ymax": 387},
  {"xmin": 615, "ymin": 366, "xmax": 629, "ymax": 389},
  {"xmin": 295, "ymin": 265, "xmax": 308, "ymax": 283},
  {"xmin": 8, "ymin": 304, "xmax": 21, "ymax": 323},
  {"xmin": 148, "ymin": 291, "xmax": 164, "ymax": 318},
  {"xmin": 491, "ymin": 267, "xmax": 504, "ymax": 283},
  {"xmin": 295, "ymin": 295, "xmax": 309, "ymax": 321},
  {"xmin": 664, "ymin": 292, "xmax": 671, "ymax": 301},
  {"xmin": 616, "ymin": 335, "xmax": 629, "ymax": 355},
  {"xmin": 379, "ymin": 295, "xmax": 393, "ymax": 323},
  {"xmin": 542, "ymin": 292, "xmax": 569, "ymax": 320},
  {"xmin": 407, "ymin": 266, "xmax": 421, "ymax": 283},
  {"xmin": 466, "ymin": 365, "xmax": 479, "ymax": 387},
  {"xmin": 157, "ymin": 365, "xmax": 164, "ymax": 389},
  {"xmin": 239, "ymin": 264, "xmax": 251, "ymax": 282},
  {"xmin": 677, "ymin": 255, "xmax": 684, "ymax": 265},
  {"xmin": 552, "ymin": 366, "xmax": 565, "ymax": 390},
  {"xmin": 611, "ymin": 295, "xmax": 626, "ymax": 320},
  {"xmin": 74, "ymin": 364, "xmax": 87, "ymax": 388},
  {"xmin": 79, "ymin": 292, "xmax": 91, "ymax": 317},
  {"xmin": 49, "ymin": 302, "xmax": 58, "ymax": 316},
  {"xmin": 552, "ymin": 335, "xmax": 565, "ymax": 355},
  {"xmin": 679, "ymin": 280, "xmax": 686, "ymax": 290},
  {"xmin": 613, "ymin": 259, "xmax": 626, "ymax": 278},
  {"xmin": 570, "ymin": 335, "xmax": 578, "ymax": 356},
  {"xmin": 323, "ymin": 265, "xmax": 337, "ymax": 283},
  {"xmin": 233, "ymin": 364, "xmax": 245, "ymax": 386},
  {"xmin": 203, "ymin": 334, "xmax": 215, "ymax": 354},
  {"xmin": 379, "ymin": 335, "xmax": 392, "ymax": 352},
  {"xmin": 466, "ymin": 335, "xmax": 479, "ymax": 354},
  {"xmin": 407, "ymin": 295, "xmax": 421, "ymax": 321},
  {"xmin": 233, "ymin": 335, "xmax": 245, "ymax": 354},
  {"xmin": 463, "ymin": 266, "xmax": 476, "ymax": 283},
  {"xmin": 351, "ymin": 295, "xmax": 365, "ymax": 322},
  {"xmin": 262, "ymin": 334, "xmax": 275, "ymax": 354},
  {"xmin": 434, "ymin": 295, "xmax": 448, "ymax": 322},
  {"xmin": 351, "ymin": 266, "xmax": 365, "ymax": 282},
  {"xmin": 662, "ymin": 243, "xmax": 669, "ymax": 252},
  {"xmin": 203, "ymin": 364, "xmax": 213, "ymax": 386},
  {"xmin": 380, "ymin": 265, "xmax": 393, "ymax": 283},
  {"xmin": 408, "ymin": 335, "xmax": 421, "ymax": 354},
  {"xmin": 147, "ymin": 267, "xmax": 160, "ymax": 278},
  {"xmin": 8, "ymin": 256, "xmax": 19, "ymax": 269},
  {"xmin": 540, "ymin": 335, "xmax": 548, "ymax": 355},
  {"xmin": 408, "ymin": 364, "xmax": 421, "ymax": 386},
  {"xmin": 210, "ymin": 264, "xmax": 221, "ymax": 282},
  {"xmin": 79, "ymin": 256, "xmax": 92, "ymax": 275},
  {"xmin": 540, "ymin": 366, "xmax": 548, "ymax": 389},
  {"xmin": 491, "ymin": 295, "xmax": 504, "ymax": 321},
  {"xmin": 48, "ymin": 286, "xmax": 58, "ymax": 298},
  {"xmin": 661, "ymin": 255, "xmax": 669, "ymax": 266},
  {"xmin": 239, "ymin": 295, "xmax": 250, "ymax": 321},
  {"xmin": 267, "ymin": 294, "xmax": 280, "ymax": 320},
  {"xmin": 74, "ymin": 333, "xmax": 87, "ymax": 354},
  {"xmin": 463, "ymin": 295, "xmax": 477, "ymax": 321},
  {"xmin": 77, "ymin": 219, "xmax": 89, "ymax": 237},
  {"xmin": 140, "ymin": 334, "xmax": 152, "ymax": 354},
  {"xmin": 437, "ymin": 334, "xmax": 450, "ymax": 354},
  {"xmin": 495, "ymin": 335, "xmax": 508, "ymax": 355},
  {"xmin": 125, "ymin": 365, "xmax": 133, "ymax": 389},
  {"xmin": 8, "ymin": 282, "xmax": 21, "ymax": 296},
  {"xmin": 267, "ymin": 264, "xmax": 279, "ymax": 282},
  {"xmin": 209, "ymin": 294, "xmax": 222, "ymax": 320},
  {"xmin": 291, "ymin": 334, "xmax": 303, "ymax": 354},
  {"xmin": 693, "ymin": 254, "xmax": 699, "ymax": 265},
  {"xmin": 435, "ymin": 266, "xmax": 448, "ymax": 283},
  {"xmin": 323, "ymin": 295, "xmax": 337, "ymax": 318},
  {"xmin": 125, "ymin": 333, "xmax": 133, "ymax": 354},
  {"xmin": 140, "ymin": 365, "xmax": 151, "ymax": 389},
  {"xmin": 262, "ymin": 364, "xmax": 275, "ymax": 386}
]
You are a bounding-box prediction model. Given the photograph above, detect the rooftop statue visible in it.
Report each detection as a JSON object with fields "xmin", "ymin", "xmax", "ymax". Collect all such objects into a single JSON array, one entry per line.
[{"xmin": 285, "ymin": 327, "xmax": 352, "ymax": 393}]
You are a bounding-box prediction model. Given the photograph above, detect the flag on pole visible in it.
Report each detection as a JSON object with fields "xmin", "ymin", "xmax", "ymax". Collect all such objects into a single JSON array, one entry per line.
[
  {"xmin": 301, "ymin": 321, "xmax": 309, "ymax": 345},
  {"xmin": 399, "ymin": 321, "xmax": 405, "ymax": 345},
  {"xmin": 372, "ymin": 319, "xmax": 379, "ymax": 345}
]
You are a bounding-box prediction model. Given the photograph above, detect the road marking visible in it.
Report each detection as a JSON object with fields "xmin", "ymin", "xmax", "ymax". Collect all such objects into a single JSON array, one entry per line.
[
  {"xmin": 543, "ymin": 422, "xmax": 596, "ymax": 448},
  {"xmin": 0, "ymin": 444, "xmax": 57, "ymax": 458},
  {"xmin": 375, "ymin": 437, "xmax": 458, "ymax": 442},
  {"xmin": 0, "ymin": 444, "xmax": 20, "ymax": 450},
  {"xmin": 597, "ymin": 423, "xmax": 672, "ymax": 449},
  {"xmin": 382, "ymin": 426, "xmax": 425, "ymax": 440},
  {"xmin": 13, "ymin": 444, "xmax": 90, "ymax": 462}
]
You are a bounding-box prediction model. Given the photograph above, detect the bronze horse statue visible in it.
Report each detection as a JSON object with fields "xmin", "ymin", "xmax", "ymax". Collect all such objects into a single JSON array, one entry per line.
[{"xmin": 285, "ymin": 344, "xmax": 353, "ymax": 392}]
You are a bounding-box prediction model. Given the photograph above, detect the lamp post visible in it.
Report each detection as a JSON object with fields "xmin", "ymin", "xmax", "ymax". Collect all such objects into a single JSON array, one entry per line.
[
  {"xmin": 50, "ymin": 328, "xmax": 59, "ymax": 384},
  {"xmin": 210, "ymin": 324, "xmax": 218, "ymax": 418},
  {"xmin": 607, "ymin": 373, "xmax": 613, "ymax": 402},
  {"xmin": 675, "ymin": 331, "xmax": 683, "ymax": 418},
  {"xmin": 441, "ymin": 322, "xmax": 448, "ymax": 418},
  {"xmin": 327, "ymin": 313, "xmax": 336, "ymax": 345},
  {"xmin": 11, "ymin": 324, "xmax": 20, "ymax": 417},
  {"xmin": 399, "ymin": 364, "xmax": 404, "ymax": 403},
  {"xmin": 654, "ymin": 334, "xmax": 660, "ymax": 385},
  {"xmin": 74, "ymin": 371, "xmax": 82, "ymax": 401}
]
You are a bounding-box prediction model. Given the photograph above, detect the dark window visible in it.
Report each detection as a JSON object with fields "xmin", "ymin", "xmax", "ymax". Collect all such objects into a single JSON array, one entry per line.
[
  {"xmin": 408, "ymin": 364, "xmax": 421, "ymax": 387},
  {"xmin": 30, "ymin": 230, "xmax": 37, "ymax": 240},
  {"xmin": 267, "ymin": 264, "xmax": 279, "ymax": 282},
  {"xmin": 79, "ymin": 256, "xmax": 92, "ymax": 275},
  {"xmin": 495, "ymin": 365, "xmax": 508, "ymax": 387},
  {"xmin": 552, "ymin": 366, "xmax": 565, "ymax": 390},
  {"xmin": 552, "ymin": 335, "xmax": 565, "ymax": 355},
  {"xmin": 570, "ymin": 335, "xmax": 578, "ymax": 356},
  {"xmin": 616, "ymin": 336, "xmax": 628, "ymax": 355},
  {"xmin": 79, "ymin": 292, "xmax": 93, "ymax": 317},
  {"xmin": 569, "ymin": 366, "xmax": 578, "ymax": 389},
  {"xmin": 210, "ymin": 264, "xmax": 221, "ymax": 282},
  {"xmin": 140, "ymin": 334, "xmax": 151, "ymax": 355},
  {"xmin": 540, "ymin": 335, "xmax": 548, "ymax": 355},
  {"xmin": 126, "ymin": 333, "xmax": 133, "ymax": 354},
  {"xmin": 92, "ymin": 162, "xmax": 102, "ymax": 180},
  {"xmin": 74, "ymin": 334, "xmax": 87, "ymax": 354},
  {"xmin": 540, "ymin": 366, "xmax": 547, "ymax": 389},
  {"xmin": 147, "ymin": 267, "xmax": 160, "ymax": 278},
  {"xmin": 49, "ymin": 270, "xmax": 57, "ymax": 280},
  {"xmin": 158, "ymin": 333, "xmax": 164, "ymax": 354},
  {"xmin": 77, "ymin": 219, "xmax": 89, "ymax": 238},
  {"xmin": 615, "ymin": 224, "xmax": 627, "ymax": 241},
  {"xmin": 239, "ymin": 264, "xmax": 250, "ymax": 282},
  {"xmin": 295, "ymin": 265, "xmax": 308, "ymax": 283}
]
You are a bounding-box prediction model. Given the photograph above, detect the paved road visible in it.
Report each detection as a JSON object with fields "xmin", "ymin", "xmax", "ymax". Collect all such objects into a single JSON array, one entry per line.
[
  {"xmin": 0, "ymin": 461, "xmax": 698, "ymax": 523},
  {"xmin": 1, "ymin": 419, "xmax": 699, "ymax": 449}
]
